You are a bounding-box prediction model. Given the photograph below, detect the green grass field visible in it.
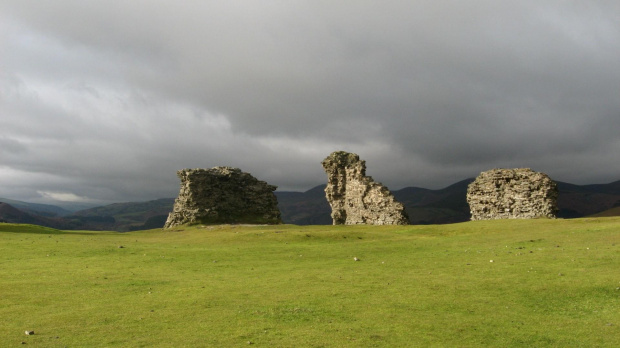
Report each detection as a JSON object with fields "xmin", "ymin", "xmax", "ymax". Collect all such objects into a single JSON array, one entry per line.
[{"xmin": 1, "ymin": 218, "xmax": 619, "ymax": 347}]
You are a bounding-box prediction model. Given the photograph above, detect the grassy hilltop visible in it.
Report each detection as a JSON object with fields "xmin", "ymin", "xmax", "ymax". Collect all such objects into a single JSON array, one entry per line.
[{"xmin": 1, "ymin": 219, "xmax": 619, "ymax": 347}]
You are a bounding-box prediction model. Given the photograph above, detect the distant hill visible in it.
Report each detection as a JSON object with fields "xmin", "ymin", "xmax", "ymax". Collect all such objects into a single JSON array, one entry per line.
[
  {"xmin": 393, "ymin": 179, "xmax": 473, "ymax": 224},
  {"xmin": 0, "ymin": 202, "xmax": 90, "ymax": 229},
  {"xmin": 275, "ymin": 180, "xmax": 474, "ymax": 225},
  {"xmin": 0, "ymin": 198, "xmax": 174, "ymax": 231},
  {"xmin": 556, "ymin": 180, "xmax": 620, "ymax": 218},
  {"xmin": 275, "ymin": 185, "xmax": 332, "ymax": 225},
  {"xmin": 0, "ymin": 197, "xmax": 72, "ymax": 217},
  {"xmin": 70, "ymin": 198, "xmax": 175, "ymax": 231},
  {"xmin": 276, "ymin": 179, "xmax": 620, "ymax": 225},
  {"xmin": 0, "ymin": 202, "xmax": 55, "ymax": 225},
  {"xmin": 3, "ymin": 179, "xmax": 620, "ymax": 230}
]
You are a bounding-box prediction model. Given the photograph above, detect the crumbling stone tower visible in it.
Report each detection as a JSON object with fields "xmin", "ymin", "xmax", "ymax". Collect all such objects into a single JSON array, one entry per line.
[
  {"xmin": 321, "ymin": 151, "xmax": 409, "ymax": 225},
  {"xmin": 164, "ymin": 167, "xmax": 281, "ymax": 228},
  {"xmin": 466, "ymin": 168, "xmax": 558, "ymax": 220}
]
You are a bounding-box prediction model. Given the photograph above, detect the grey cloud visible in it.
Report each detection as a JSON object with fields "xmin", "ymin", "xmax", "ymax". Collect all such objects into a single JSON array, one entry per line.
[
  {"xmin": 0, "ymin": 136, "xmax": 27, "ymax": 155},
  {"xmin": 1, "ymin": 1, "xmax": 619, "ymax": 205}
]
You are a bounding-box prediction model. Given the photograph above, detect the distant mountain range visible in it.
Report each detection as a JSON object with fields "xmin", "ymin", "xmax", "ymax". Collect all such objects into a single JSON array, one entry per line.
[
  {"xmin": 0, "ymin": 197, "xmax": 174, "ymax": 231},
  {"xmin": 2, "ymin": 179, "xmax": 620, "ymax": 231},
  {"xmin": 0, "ymin": 197, "xmax": 73, "ymax": 217}
]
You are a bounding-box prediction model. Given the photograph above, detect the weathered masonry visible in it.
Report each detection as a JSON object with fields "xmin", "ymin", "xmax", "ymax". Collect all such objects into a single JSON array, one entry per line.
[
  {"xmin": 467, "ymin": 168, "xmax": 558, "ymax": 220},
  {"xmin": 321, "ymin": 151, "xmax": 409, "ymax": 225},
  {"xmin": 164, "ymin": 167, "xmax": 281, "ymax": 228}
]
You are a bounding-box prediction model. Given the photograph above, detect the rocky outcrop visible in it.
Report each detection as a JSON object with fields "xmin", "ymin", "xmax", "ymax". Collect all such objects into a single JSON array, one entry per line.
[
  {"xmin": 164, "ymin": 167, "xmax": 281, "ymax": 228},
  {"xmin": 466, "ymin": 168, "xmax": 558, "ymax": 220},
  {"xmin": 321, "ymin": 151, "xmax": 409, "ymax": 225}
]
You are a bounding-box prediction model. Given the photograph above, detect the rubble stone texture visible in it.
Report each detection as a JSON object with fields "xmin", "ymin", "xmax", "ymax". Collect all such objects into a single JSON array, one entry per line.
[
  {"xmin": 164, "ymin": 167, "xmax": 281, "ymax": 228},
  {"xmin": 466, "ymin": 168, "xmax": 558, "ymax": 220},
  {"xmin": 321, "ymin": 151, "xmax": 409, "ymax": 225}
]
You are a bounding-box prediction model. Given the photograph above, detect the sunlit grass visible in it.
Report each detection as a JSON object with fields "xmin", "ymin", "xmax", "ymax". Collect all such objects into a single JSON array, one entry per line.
[{"xmin": 1, "ymin": 218, "xmax": 619, "ymax": 346}]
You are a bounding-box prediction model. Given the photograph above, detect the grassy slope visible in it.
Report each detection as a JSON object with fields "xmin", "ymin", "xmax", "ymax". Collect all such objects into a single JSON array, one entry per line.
[{"xmin": 1, "ymin": 219, "xmax": 619, "ymax": 347}]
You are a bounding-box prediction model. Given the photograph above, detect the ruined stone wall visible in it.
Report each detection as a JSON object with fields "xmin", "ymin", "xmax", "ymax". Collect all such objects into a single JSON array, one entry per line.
[
  {"xmin": 466, "ymin": 168, "xmax": 558, "ymax": 220},
  {"xmin": 321, "ymin": 151, "xmax": 409, "ymax": 225},
  {"xmin": 164, "ymin": 167, "xmax": 281, "ymax": 228}
]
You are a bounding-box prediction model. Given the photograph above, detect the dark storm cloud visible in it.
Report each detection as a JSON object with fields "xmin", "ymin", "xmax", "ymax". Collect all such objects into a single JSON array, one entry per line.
[{"xmin": 1, "ymin": 1, "xmax": 619, "ymax": 205}]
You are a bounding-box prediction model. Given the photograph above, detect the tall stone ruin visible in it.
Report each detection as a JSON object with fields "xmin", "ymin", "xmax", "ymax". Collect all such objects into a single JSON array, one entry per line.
[
  {"xmin": 164, "ymin": 167, "xmax": 281, "ymax": 228},
  {"xmin": 466, "ymin": 168, "xmax": 558, "ymax": 220},
  {"xmin": 321, "ymin": 151, "xmax": 409, "ymax": 225}
]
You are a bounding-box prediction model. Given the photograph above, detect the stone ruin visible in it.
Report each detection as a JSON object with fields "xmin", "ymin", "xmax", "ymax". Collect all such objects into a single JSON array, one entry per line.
[
  {"xmin": 466, "ymin": 168, "xmax": 558, "ymax": 220},
  {"xmin": 164, "ymin": 167, "xmax": 281, "ymax": 228},
  {"xmin": 321, "ymin": 151, "xmax": 409, "ymax": 225}
]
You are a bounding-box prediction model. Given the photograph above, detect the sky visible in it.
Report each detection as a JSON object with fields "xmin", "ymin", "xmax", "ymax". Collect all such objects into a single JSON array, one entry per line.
[{"xmin": 1, "ymin": 1, "xmax": 620, "ymax": 207}]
